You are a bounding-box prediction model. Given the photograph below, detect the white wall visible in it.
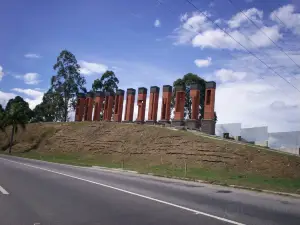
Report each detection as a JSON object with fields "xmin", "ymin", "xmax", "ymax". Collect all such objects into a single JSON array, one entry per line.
[
  {"xmin": 215, "ymin": 123, "xmax": 241, "ymax": 137},
  {"xmin": 268, "ymin": 131, "xmax": 300, "ymax": 155},
  {"xmin": 241, "ymin": 126, "xmax": 268, "ymax": 142}
]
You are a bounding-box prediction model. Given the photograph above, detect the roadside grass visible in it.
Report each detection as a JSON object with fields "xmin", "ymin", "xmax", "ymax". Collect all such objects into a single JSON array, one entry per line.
[{"xmin": 3, "ymin": 151, "xmax": 300, "ymax": 195}]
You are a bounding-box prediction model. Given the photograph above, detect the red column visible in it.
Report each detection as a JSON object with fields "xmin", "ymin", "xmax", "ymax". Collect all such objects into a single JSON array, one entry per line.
[
  {"xmin": 146, "ymin": 86, "xmax": 160, "ymax": 124},
  {"xmin": 93, "ymin": 91, "xmax": 104, "ymax": 121},
  {"xmin": 136, "ymin": 87, "xmax": 147, "ymax": 123},
  {"xmin": 75, "ymin": 93, "xmax": 86, "ymax": 121},
  {"xmin": 159, "ymin": 85, "xmax": 172, "ymax": 124},
  {"xmin": 84, "ymin": 92, "xmax": 94, "ymax": 121},
  {"xmin": 186, "ymin": 84, "xmax": 201, "ymax": 129},
  {"xmin": 172, "ymin": 85, "xmax": 185, "ymax": 126},
  {"xmin": 202, "ymin": 81, "xmax": 216, "ymax": 135},
  {"xmin": 190, "ymin": 84, "xmax": 200, "ymax": 120},
  {"xmin": 113, "ymin": 89, "xmax": 124, "ymax": 122},
  {"xmin": 124, "ymin": 88, "xmax": 136, "ymax": 122},
  {"xmin": 135, "ymin": 87, "xmax": 147, "ymax": 123},
  {"xmin": 103, "ymin": 92, "xmax": 114, "ymax": 121}
]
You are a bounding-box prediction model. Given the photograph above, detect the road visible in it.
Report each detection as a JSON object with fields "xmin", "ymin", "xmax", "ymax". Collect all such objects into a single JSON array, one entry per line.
[{"xmin": 0, "ymin": 155, "xmax": 300, "ymax": 225}]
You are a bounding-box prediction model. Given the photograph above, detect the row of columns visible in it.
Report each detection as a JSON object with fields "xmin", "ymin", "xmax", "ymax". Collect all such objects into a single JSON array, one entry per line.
[{"xmin": 75, "ymin": 81, "xmax": 216, "ymax": 134}]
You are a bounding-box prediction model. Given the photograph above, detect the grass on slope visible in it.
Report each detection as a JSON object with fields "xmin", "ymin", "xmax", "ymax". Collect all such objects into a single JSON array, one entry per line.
[{"xmin": 6, "ymin": 151, "xmax": 300, "ymax": 195}]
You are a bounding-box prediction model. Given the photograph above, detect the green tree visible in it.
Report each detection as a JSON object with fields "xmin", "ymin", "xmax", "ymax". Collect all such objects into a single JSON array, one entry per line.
[
  {"xmin": 5, "ymin": 102, "xmax": 28, "ymax": 154},
  {"xmin": 0, "ymin": 106, "xmax": 8, "ymax": 137},
  {"xmin": 52, "ymin": 50, "xmax": 86, "ymax": 122},
  {"xmin": 5, "ymin": 96, "xmax": 33, "ymax": 122},
  {"xmin": 92, "ymin": 70, "xmax": 119, "ymax": 93},
  {"xmin": 171, "ymin": 73, "xmax": 217, "ymax": 121},
  {"xmin": 32, "ymin": 89, "xmax": 65, "ymax": 122}
]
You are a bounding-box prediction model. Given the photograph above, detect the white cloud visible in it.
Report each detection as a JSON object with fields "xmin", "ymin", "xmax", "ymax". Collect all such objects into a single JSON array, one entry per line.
[
  {"xmin": 209, "ymin": 2, "xmax": 215, "ymax": 8},
  {"xmin": 192, "ymin": 25, "xmax": 281, "ymax": 50},
  {"xmin": 12, "ymin": 88, "xmax": 43, "ymax": 98},
  {"xmin": 13, "ymin": 72, "xmax": 41, "ymax": 85},
  {"xmin": 11, "ymin": 88, "xmax": 44, "ymax": 109},
  {"xmin": 180, "ymin": 13, "xmax": 188, "ymax": 22},
  {"xmin": 0, "ymin": 65, "xmax": 4, "ymax": 81},
  {"xmin": 173, "ymin": 9, "xmax": 281, "ymax": 50},
  {"xmin": 154, "ymin": 19, "xmax": 161, "ymax": 27},
  {"xmin": 215, "ymin": 69, "xmax": 247, "ymax": 82},
  {"xmin": 194, "ymin": 57, "xmax": 212, "ymax": 67},
  {"xmin": 24, "ymin": 53, "xmax": 41, "ymax": 59},
  {"xmin": 270, "ymin": 4, "xmax": 300, "ymax": 35},
  {"xmin": 79, "ymin": 61, "xmax": 108, "ymax": 75},
  {"xmin": 24, "ymin": 73, "xmax": 40, "ymax": 85},
  {"xmin": 0, "ymin": 91, "xmax": 15, "ymax": 107},
  {"xmin": 216, "ymin": 78, "xmax": 300, "ymax": 132},
  {"xmin": 172, "ymin": 12, "xmax": 212, "ymax": 45},
  {"xmin": 228, "ymin": 8, "xmax": 263, "ymax": 29}
]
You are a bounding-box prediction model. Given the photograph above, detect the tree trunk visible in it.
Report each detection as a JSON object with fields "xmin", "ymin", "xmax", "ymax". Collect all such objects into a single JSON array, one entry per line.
[
  {"xmin": 9, "ymin": 124, "xmax": 15, "ymax": 154},
  {"xmin": 63, "ymin": 96, "xmax": 68, "ymax": 122}
]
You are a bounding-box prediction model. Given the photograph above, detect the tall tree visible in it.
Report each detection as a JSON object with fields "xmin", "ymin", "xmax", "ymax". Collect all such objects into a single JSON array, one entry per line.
[
  {"xmin": 52, "ymin": 50, "xmax": 86, "ymax": 122},
  {"xmin": 171, "ymin": 73, "xmax": 217, "ymax": 121},
  {"xmin": 0, "ymin": 104, "xmax": 4, "ymax": 113},
  {"xmin": 32, "ymin": 89, "xmax": 65, "ymax": 122},
  {"xmin": 0, "ymin": 106, "xmax": 7, "ymax": 136},
  {"xmin": 5, "ymin": 96, "xmax": 33, "ymax": 122},
  {"xmin": 5, "ymin": 102, "xmax": 28, "ymax": 154},
  {"xmin": 92, "ymin": 70, "xmax": 119, "ymax": 93}
]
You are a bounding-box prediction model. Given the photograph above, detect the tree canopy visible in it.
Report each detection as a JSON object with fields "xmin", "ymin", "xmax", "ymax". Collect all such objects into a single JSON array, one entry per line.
[
  {"xmin": 92, "ymin": 70, "xmax": 119, "ymax": 93},
  {"xmin": 52, "ymin": 50, "xmax": 86, "ymax": 122},
  {"xmin": 2, "ymin": 100, "xmax": 28, "ymax": 154},
  {"xmin": 5, "ymin": 96, "xmax": 33, "ymax": 123},
  {"xmin": 31, "ymin": 89, "xmax": 65, "ymax": 122}
]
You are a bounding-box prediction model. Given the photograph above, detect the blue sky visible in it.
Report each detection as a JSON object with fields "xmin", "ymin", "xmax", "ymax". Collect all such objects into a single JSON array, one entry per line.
[{"xmin": 0, "ymin": 0, "xmax": 300, "ymax": 132}]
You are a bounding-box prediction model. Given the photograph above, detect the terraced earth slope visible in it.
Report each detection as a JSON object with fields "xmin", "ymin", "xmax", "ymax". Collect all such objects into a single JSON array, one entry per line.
[{"xmin": 1, "ymin": 121, "xmax": 299, "ymax": 181}]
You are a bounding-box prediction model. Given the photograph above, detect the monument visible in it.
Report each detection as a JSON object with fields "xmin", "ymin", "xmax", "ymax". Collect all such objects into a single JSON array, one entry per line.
[
  {"xmin": 123, "ymin": 88, "xmax": 136, "ymax": 122},
  {"xmin": 93, "ymin": 91, "xmax": 104, "ymax": 121},
  {"xmin": 136, "ymin": 87, "xmax": 147, "ymax": 124},
  {"xmin": 114, "ymin": 89, "xmax": 124, "ymax": 122},
  {"xmin": 146, "ymin": 86, "xmax": 160, "ymax": 124},
  {"xmin": 201, "ymin": 81, "xmax": 216, "ymax": 135},
  {"xmin": 186, "ymin": 83, "xmax": 201, "ymax": 130},
  {"xmin": 172, "ymin": 85, "xmax": 185, "ymax": 127},
  {"xmin": 84, "ymin": 92, "xmax": 93, "ymax": 121},
  {"xmin": 158, "ymin": 85, "xmax": 172, "ymax": 124},
  {"xmin": 103, "ymin": 91, "xmax": 114, "ymax": 121}
]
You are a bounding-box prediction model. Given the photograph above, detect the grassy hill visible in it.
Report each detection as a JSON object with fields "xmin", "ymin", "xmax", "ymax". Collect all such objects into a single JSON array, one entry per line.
[{"xmin": 1, "ymin": 121, "xmax": 300, "ymax": 194}]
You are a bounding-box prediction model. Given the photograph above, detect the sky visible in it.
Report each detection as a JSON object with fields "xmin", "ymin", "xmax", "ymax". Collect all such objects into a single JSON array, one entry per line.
[{"xmin": 0, "ymin": 0, "xmax": 300, "ymax": 132}]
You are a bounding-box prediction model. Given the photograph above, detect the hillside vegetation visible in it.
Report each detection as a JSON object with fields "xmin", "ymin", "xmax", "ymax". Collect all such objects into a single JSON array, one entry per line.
[{"xmin": 1, "ymin": 122, "xmax": 300, "ymax": 193}]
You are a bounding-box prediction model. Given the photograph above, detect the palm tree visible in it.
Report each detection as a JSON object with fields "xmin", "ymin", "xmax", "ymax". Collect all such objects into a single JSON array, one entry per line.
[{"xmin": 5, "ymin": 102, "xmax": 28, "ymax": 154}]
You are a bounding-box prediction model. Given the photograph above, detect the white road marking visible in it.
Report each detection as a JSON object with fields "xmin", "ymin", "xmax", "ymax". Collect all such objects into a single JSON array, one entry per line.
[
  {"xmin": 0, "ymin": 157, "xmax": 246, "ymax": 225},
  {"xmin": 0, "ymin": 185, "xmax": 9, "ymax": 195}
]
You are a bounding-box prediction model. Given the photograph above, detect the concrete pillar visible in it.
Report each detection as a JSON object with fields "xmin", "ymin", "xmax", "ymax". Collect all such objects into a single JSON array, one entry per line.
[
  {"xmin": 146, "ymin": 86, "xmax": 160, "ymax": 124},
  {"xmin": 123, "ymin": 88, "xmax": 136, "ymax": 122},
  {"xmin": 158, "ymin": 85, "xmax": 172, "ymax": 124},
  {"xmin": 103, "ymin": 91, "xmax": 114, "ymax": 121},
  {"xmin": 172, "ymin": 86, "xmax": 185, "ymax": 127},
  {"xmin": 114, "ymin": 89, "xmax": 124, "ymax": 122},
  {"xmin": 75, "ymin": 93, "xmax": 86, "ymax": 122},
  {"xmin": 201, "ymin": 81, "xmax": 216, "ymax": 135},
  {"xmin": 84, "ymin": 92, "xmax": 94, "ymax": 121},
  {"xmin": 186, "ymin": 84, "xmax": 201, "ymax": 130},
  {"xmin": 93, "ymin": 91, "xmax": 104, "ymax": 121},
  {"xmin": 136, "ymin": 87, "xmax": 147, "ymax": 124}
]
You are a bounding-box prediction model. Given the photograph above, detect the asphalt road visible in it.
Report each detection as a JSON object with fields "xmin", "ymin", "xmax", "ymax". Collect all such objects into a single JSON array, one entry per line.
[{"xmin": 0, "ymin": 155, "xmax": 300, "ymax": 225}]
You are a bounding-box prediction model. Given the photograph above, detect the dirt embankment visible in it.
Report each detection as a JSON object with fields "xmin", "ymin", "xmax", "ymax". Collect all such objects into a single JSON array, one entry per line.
[{"xmin": 1, "ymin": 122, "xmax": 300, "ymax": 179}]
